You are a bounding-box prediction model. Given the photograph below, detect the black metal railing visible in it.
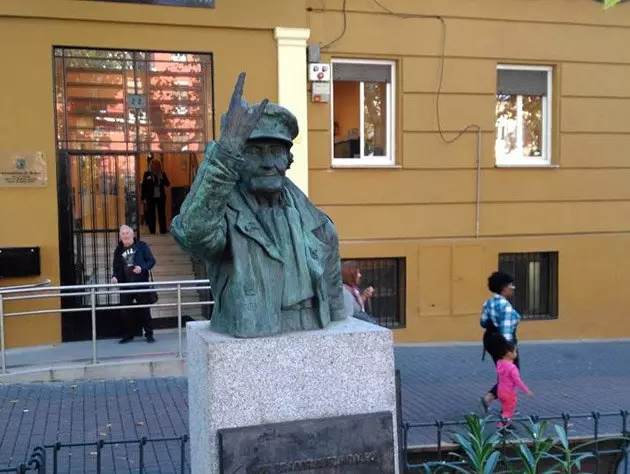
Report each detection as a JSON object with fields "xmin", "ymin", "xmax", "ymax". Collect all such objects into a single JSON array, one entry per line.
[
  {"xmin": 403, "ymin": 411, "xmax": 630, "ymax": 473},
  {"xmin": 1, "ymin": 435, "xmax": 189, "ymax": 474},
  {"xmin": 0, "ymin": 447, "xmax": 46, "ymax": 474}
]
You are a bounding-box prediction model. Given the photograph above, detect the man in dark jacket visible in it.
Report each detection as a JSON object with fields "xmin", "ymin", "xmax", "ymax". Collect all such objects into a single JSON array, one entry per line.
[
  {"xmin": 141, "ymin": 158, "xmax": 171, "ymax": 234},
  {"xmin": 111, "ymin": 225, "xmax": 157, "ymax": 343}
]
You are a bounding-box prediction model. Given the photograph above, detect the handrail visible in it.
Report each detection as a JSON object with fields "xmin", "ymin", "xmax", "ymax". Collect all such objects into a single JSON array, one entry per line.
[
  {"xmin": 0, "ymin": 279, "xmax": 214, "ymax": 374},
  {"xmin": 0, "ymin": 279, "xmax": 51, "ymax": 293},
  {"xmin": 4, "ymin": 285, "xmax": 210, "ymax": 302},
  {"xmin": 0, "ymin": 279, "xmax": 209, "ymax": 295}
]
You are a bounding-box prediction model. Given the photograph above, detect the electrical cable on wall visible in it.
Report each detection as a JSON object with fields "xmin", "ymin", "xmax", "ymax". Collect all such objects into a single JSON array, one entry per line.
[
  {"xmin": 314, "ymin": 0, "xmax": 485, "ymax": 237},
  {"xmin": 320, "ymin": 0, "xmax": 348, "ymax": 50}
]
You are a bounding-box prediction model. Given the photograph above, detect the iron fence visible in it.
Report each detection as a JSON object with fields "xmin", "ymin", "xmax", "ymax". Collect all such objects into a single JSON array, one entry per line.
[
  {"xmin": 0, "ymin": 436, "xmax": 189, "ymax": 473},
  {"xmin": 403, "ymin": 410, "xmax": 630, "ymax": 473},
  {"xmin": 0, "ymin": 279, "xmax": 214, "ymax": 374},
  {"xmin": 5, "ymin": 412, "xmax": 628, "ymax": 473}
]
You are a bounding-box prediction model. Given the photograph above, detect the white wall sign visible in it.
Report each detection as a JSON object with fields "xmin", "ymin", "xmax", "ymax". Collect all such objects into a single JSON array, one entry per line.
[
  {"xmin": 311, "ymin": 82, "xmax": 331, "ymax": 103},
  {"xmin": 0, "ymin": 152, "xmax": 47, "ymax": 188}
]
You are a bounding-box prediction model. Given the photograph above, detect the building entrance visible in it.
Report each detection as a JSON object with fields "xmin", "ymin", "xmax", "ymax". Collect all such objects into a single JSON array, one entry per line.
[{"xmin": 54, "ymin": 47, "xmax": 213, "ymax": 341}]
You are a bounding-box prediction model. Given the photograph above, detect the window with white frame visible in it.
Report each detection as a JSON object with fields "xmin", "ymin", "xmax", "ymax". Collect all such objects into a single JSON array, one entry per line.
[
  {"xmin": 495, "ymin": 65, "xmax": 552, "ymax": 166},
  {"xmin": 331, "ymin": 59, "xmax": 395, "ymax": 166}
]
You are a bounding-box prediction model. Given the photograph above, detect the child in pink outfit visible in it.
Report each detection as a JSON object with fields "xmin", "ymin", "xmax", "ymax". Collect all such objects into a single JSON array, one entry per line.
[{"xmin": 497, "ymin": 342, "xmax": 533, "ymax": 428}]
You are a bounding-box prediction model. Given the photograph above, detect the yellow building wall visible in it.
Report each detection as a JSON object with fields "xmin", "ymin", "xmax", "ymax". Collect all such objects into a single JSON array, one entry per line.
[
  {"xmin": 307, "ymin": 0, "xmax": 630, "ymax": 342},
  {"xmin": 0, "ymin": 0, "xmax": 305, "ymax": 348},
  {"xmin": 5, "ymin": 0, "xmax": 630, "ymax": 347}
]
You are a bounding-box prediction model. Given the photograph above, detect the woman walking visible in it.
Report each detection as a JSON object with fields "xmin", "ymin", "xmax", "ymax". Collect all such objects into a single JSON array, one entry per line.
[
  {"xmin": 111, "ymin": 225, "xmax": 156, "ymax": 344},
  {"xmin": 480, "ymin": 271, "xmax": 522, "ymax": 413},
  {"xmin": 141, "ymin": 158, "xmax": 171, "ymax": 234}
]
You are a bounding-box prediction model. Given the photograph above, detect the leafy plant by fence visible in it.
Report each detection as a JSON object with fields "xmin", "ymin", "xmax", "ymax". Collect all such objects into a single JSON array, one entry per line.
[{"xmin": 405, "ymin": 413, "xmax": 630, "ymax": 473}]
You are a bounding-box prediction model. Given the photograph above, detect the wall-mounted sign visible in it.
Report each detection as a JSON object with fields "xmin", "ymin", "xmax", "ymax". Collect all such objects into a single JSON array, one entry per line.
[
  {"xmin": 97, "ymin": 0, "xmax": 215, "ymax": 7},
  {"xmin": 311, "ymin": 82, "xmax": 331, "ymax": 103},
  {"xmin": 308, "ymin": 63, "xmax": 331, "ymax": 82},
  {"xmin": 0, "ymin": 152, "xmax": 47, "ymax": 188},
  {"xmin": 127, "ymin": 94, "xmax": 147, "ymax": 109}
]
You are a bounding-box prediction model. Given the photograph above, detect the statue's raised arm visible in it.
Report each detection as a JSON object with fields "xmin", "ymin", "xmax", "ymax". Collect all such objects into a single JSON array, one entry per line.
[
  {"xmin": 171, "ymin": 73, "xmax": 346, "ymax": 338},
  {"xmin": 171, "ymin": 73, "xmax": 267, "ymax": 260}
]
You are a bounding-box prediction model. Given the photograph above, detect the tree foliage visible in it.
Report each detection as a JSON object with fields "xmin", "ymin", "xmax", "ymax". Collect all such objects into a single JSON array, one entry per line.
[
  {"xmin": 604, "ymin": 0, "xmax": 622, "ymax": 8},
  {"xmin": 55, "ymin": 48, "xmax": 209, "ymax": 152}
]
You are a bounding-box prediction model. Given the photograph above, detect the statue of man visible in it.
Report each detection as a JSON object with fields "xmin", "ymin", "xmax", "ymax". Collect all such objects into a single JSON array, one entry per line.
[{"xmin": 171, "ymin": 73, "xmax": 346, "ymax": 338}]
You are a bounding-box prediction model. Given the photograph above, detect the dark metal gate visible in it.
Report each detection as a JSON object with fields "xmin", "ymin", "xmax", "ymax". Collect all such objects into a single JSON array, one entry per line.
[
  {"xmin": 57, "ymin": 151, "xmax": 139, "ymax": 341},
  {"xmin": 53, "ymin": 47, "xmax": 214, "ymax": 341}
]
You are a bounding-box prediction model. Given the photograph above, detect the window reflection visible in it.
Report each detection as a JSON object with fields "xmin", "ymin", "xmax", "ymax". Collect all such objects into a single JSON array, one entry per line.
[
  {"xmin": 363, "ymin": 82, "xmax": 388, "ymax": 157},
  {"xmin": 495, "ymin": 94, "xmax": 543, "ymax": 160},
  {"xmin": 331, "ymin": 61, "xmax": 394, "ymax": 163},
  {"xmin": 333, "ymin": 81, "xmax": 360, "ymax": 158}
]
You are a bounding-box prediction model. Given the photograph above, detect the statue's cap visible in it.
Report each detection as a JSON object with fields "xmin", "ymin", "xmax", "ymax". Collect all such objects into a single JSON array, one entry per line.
[{"xmin": 221, "ymin": 102, "xmax": 299, "ymax": 145}]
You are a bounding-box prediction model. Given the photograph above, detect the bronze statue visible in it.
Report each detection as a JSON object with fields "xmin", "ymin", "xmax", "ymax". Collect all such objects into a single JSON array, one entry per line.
[{"xmin": 171, "ymin": 73, "xmax": 346, "ymax": 338}]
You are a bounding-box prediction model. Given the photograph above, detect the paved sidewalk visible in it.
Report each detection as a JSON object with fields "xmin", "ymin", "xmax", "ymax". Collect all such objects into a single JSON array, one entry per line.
[
  {"xmin": 397, "ymin": 341, "xmax": 630, "ymax": 447},
  {"xmin": 3, "ymin": 330, "xmax": 185, "ymax": 370},
  {"xmin": 0, "ymin": 340, "xmax": 629, "ymax": 472}
]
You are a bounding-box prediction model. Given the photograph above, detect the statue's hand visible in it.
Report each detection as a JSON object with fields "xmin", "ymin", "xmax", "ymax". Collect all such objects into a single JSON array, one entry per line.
[{"xmin": 219, "ymin": 72, "xmax": 268, "ymax": 157}]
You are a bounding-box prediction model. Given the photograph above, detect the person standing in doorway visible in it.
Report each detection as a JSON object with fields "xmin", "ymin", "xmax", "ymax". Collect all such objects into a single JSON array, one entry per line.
[
  {"xmin": 142, "ymin": 157, "xmax": 171, "ymax": 234},
  {"xmin": 479, "ymin": 271, "xmax": 522, "ymax": 414},
  {"xmin": 111, "ymin": 225, "xmax": 156, "ymax": 344}
]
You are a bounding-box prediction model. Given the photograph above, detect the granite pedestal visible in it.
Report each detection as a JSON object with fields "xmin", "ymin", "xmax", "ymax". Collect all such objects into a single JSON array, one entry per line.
[{"xmin": 187, "ymin": 317, "xmax": 399, "ymax": 473}]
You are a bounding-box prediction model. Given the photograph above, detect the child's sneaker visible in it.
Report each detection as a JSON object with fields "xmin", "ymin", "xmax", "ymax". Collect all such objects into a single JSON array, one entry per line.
[
  {"xmin": 498, "ymin": 420, "xmax": 513, "ymax": 432},
  {"xmin": 480, "ymin": 397, "xmax": 490, "ymax": 415}
]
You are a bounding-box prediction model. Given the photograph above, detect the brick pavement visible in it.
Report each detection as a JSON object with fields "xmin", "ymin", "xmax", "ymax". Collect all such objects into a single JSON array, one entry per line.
[
  {"xmin": 1, "ymin": 341, "xmax": 629, "ymax": 472},
  {"xmin": 0, "ymin": 378, "xmax": 189, "ymax": 473},
  {"xmin": 397, "ymin": 341, "xmax": 630, "ymax": 447}
]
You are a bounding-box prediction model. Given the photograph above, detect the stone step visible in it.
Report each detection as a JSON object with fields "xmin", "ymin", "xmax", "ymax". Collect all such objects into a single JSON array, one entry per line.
[
  {"xmin": 141, "ymin": 240, "xmax": 179, "ymax": 249},
  {"xmin": 147, "ymin": 242, "xmax": 185, "ymax": 250},
  {"xmin": 86, "ymin": 266, "xmax": 193, "ymax": 276},
  {"xmin": 86, "ymin": 269, "xmax": 196, "ymax": 279},
  {"xmin": 151, "ymin": 274, "xmax": 196, "ymax": 282},
  {"xmin": 153, "ymin": 271, "xmax": 194, "ymax": 281},
  {"xmin": 152, "ymin": 301, "xmax": 204, "ymax": 311},
  {"xmin": 149, "ymin": 245, "xmax": 186, "ymax": 256},
  {"xmin": 79, "ymin": 238, "xmax": 190, "ymax": 261},
  {"xmin": 154, "ymin": 255, "xmax": 192, "ymax": 265},
  {"xmin": 158, "ymin": 292, "xmax": 202, "ymax": 304},
  {"xmin": 152, "ymin": 306, "xmax": 204, "ymax": 320},
  {"xmin": 150, "ymin": 274, "xmax": 199, "ymax": 282},
  {"xmin": 81, "ymin": 253, "xmax": 190, "ymax": 266},
  {"xmin": 0, "ymin": 357, "xmax": 188, "ymax": 383},
  {"xmin": 140, "ymin": 233, "xmax": 175, "ymax": 240},
  {"xmin": 151, "ymin": 262, "xmax": 194, "ymax": 274}
]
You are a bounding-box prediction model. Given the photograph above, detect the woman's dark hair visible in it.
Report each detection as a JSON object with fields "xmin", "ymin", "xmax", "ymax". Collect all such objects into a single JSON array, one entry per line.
[
  {"xmin": 500, "ymin": 340, "xmax": 517, "ymax": 357},
  {"xmin": 487, "ymin": 271, "xmax": 515, "ymax": 294},
  {"xmin": 341, "ymin": 260, "xmax": 360, "ymax": 285}
]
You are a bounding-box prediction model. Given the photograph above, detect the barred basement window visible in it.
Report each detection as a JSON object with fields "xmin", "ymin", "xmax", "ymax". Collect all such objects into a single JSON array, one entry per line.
[
  {"xmin": 498, "ymin": 252, "xmax": 559, "ymax": 320},
  {"xmin": 340, "ymin": 257, "xmax": 406, "ymax": 328}
]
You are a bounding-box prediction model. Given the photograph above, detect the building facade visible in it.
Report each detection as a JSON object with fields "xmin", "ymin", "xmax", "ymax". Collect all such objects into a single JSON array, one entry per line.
[{"xmin": 1, "ymin": 0, "xmax": 629, "ymax": 347}]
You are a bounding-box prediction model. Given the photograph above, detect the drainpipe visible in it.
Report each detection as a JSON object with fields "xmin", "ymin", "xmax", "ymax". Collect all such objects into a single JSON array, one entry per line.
[{"xmin": 475, "ymin": 128, "xmax": 482, "ymax": 239}]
